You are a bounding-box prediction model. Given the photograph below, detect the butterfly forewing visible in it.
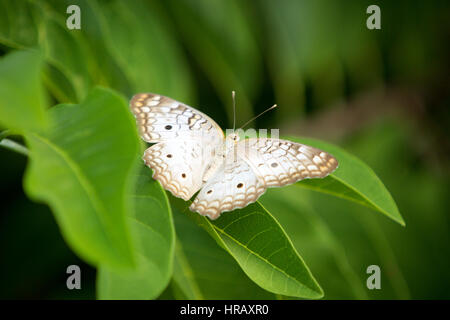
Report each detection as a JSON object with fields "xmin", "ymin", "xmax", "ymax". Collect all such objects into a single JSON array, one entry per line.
[
  {"xmin": 238, "ymin": 138, "xmax": 338, "ymax": 186},
  {"xmin": 130, "ymin": 93, "xmax": 224, "ymax": 143},
  {"xmin": 144, "ymin": 139, "xmax": 206, "ymax": 200}
]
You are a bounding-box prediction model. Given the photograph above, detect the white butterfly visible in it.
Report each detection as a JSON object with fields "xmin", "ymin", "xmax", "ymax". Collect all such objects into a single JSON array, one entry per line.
[{"xmin": 130, "ymin": 93, "xmax": 338, "ymax": 220}]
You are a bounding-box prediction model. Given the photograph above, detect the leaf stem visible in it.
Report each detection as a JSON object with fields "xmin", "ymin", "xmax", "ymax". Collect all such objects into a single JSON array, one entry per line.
[{"xmin": 0, "ymin": 138, "xmax": 29, "ymax": 156}]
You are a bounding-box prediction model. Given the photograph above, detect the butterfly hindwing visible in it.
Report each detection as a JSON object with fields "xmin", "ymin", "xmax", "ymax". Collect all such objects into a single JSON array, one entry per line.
[
  {"xmin": 189, "ymin": 138, "xmax": 338, "ymax": 219},
  {"xmin": 237, "ymin": 138, "xmax": 338, "ymax": 187},
  {"xmin": 190, "ymin": 157, "xmax": 265, "ymax": 219},
  {"xmin": 144, "ymin": 139, "xmax": 208, "ymax": 200}
]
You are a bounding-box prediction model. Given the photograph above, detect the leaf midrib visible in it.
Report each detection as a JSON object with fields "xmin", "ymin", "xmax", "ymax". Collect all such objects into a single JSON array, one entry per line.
[{"xmin": 174, "ymin": 241, "xmax": 205, "ymax": 300}]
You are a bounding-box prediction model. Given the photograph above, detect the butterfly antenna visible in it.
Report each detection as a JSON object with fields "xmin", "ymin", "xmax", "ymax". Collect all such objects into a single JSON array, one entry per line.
[
  {"xmin": 238, "ymin": 104, "xmax": 278, "ymax": 130},
  {"xmin": 232, "ymin": 91, "xmax": 236, "ymax": 131}
]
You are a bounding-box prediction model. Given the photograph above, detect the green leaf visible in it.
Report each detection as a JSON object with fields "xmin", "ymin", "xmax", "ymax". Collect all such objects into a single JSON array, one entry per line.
[
  {"xmin": 97, "ymin": 169, "xmax": 175, "ymax": 299},
  {"xmin": 96, "ymin": 0, "xmax": 193, "ymax": 100},
  {"xmin": 260, "ymin": 187, "xmax": 369, "ymax": 299},
  {"xmin": 0, "ymin": 0, "xmax": 40, "ymax": 48},
  {"xmin": 39, "ymin": 13, "xmax": 93, "ymax": 101},
  {"xmin": 172, "ymin": 197, "xmax": 323, "ymax": 299},
  {"xmin": 169, "ymin": 202, "xmax": 278, "ymax": 300},
  {"xmin": 23, "ymin": 87, "xmax": 139, "ymax": 269},
  {"xmin": 0, "ymin": 1, "xmax": 87, "ymax": 103},
  {"xmin": 58, "ymin": 0, "xmax": 134, "ymax": 96},
  {"xmin": 0, "ymin": 49, "xmax": 48, "ymax": 132},
  {"xmin": 286, "ymin": 136, "xmax": 405, "ymax": 226}
]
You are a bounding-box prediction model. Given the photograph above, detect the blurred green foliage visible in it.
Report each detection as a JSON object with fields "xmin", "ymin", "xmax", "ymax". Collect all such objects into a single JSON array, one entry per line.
[{"xmin": 0, "ymin": 0, "xmax": 449, "ymax": 299}]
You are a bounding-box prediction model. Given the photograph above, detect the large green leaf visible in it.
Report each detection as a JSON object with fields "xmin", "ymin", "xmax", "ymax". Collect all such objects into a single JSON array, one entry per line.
[
  {"xmin": 0, "ymin": 50, "xmax": 48, "ymax": 132},
  {"xmin": 23, "ymin": 87, "xmax": 138, "ymax": 269},
  {"xmin": 287, "ymin": 136, "xmax": 405, "ymax": 226},
  {"xmin": 97, "ymin": 169, "xmax": 175, "ymax": 299},
  {"xmin": 169, "ymin": 202, "xmax": 278, "ymax": 300},
  {"xmin": 171, "ymin": 197, "xmax": 323, "ymax": 299}
]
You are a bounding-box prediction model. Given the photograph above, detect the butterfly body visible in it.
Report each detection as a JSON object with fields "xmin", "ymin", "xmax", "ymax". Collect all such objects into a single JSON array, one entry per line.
[{"xmin": 130, "ymin": 93, "xmax": 338, "ymax": 220}]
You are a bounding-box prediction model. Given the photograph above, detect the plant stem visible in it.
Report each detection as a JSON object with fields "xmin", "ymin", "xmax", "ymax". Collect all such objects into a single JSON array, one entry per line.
[{"xmin": 0, "ymin": 139, "xmax": 29, "ymax": 156}]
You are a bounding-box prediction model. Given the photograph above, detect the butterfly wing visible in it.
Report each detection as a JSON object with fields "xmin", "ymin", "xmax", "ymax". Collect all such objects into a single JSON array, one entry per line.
[
  {"xmin": 130, "ymin": 93, "xmax": 224, "ymax": 143},
  {"xmin": 190, "ymin": 157, "xmax": 266, "ymax": 219},
  {"xmin": 190, "ymin": 138, "xmax": 338, "ymax": 219},
  {"xmin": 144, "ymin": 139, "xmax": 208, "ymax": 200},
  {"xmin": 130, "ymin": 93, "xmax": 224, "ymax": 200},
  {"xmin": 237, "ymin": 138, "xmax": 338, "ymax": 187}
]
